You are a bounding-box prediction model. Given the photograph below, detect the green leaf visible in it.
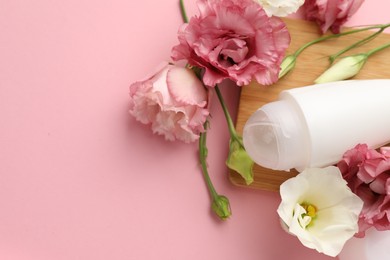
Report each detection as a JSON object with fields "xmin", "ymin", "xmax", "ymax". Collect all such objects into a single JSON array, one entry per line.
[{"xmin": 226, "ymin": 136, "xmax": 254, "ymax": 185}]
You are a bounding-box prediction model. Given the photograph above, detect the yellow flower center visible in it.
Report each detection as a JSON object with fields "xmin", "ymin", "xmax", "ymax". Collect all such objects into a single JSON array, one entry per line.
[
  {"xmin": 301, "ymin": 203, "xmax": 317, "ymax": 218},
  {"xmin": 299, "ymin": 202, "xmax": 317, "ymax": 228}
]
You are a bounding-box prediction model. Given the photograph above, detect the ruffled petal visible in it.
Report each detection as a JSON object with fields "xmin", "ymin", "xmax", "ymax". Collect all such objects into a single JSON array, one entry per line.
[{"xmin": 167, "ymin": 66, "xmax": 208, "ymax": 107}]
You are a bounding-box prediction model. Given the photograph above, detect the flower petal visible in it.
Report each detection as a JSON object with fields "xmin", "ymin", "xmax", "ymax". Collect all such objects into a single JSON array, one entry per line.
[
  {"xmin": 167, "ymin": 67, "xmax": 207, "ymax": 107},
  {"xmin": 257, "ymin": 0, "xmax": 305, "ymax": 17}
]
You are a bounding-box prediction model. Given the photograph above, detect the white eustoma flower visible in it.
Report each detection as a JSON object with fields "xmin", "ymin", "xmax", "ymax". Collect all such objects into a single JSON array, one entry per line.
[
  {"xmin": 256, "ymin": 0, "xmax": 305, "ymax": 17},
  {"xmin": 277, "ymin": 166, "xmax": 364, "ymax": 257}
]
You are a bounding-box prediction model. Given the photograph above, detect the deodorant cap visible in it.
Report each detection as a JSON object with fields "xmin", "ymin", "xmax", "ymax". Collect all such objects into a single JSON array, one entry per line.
[{"xmin": 243, "ymin": 99, "xmax": 309, "ymax": 171}]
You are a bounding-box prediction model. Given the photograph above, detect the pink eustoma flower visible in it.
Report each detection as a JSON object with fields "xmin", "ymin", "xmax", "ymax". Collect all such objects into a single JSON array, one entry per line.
[
  {"xmin": 171, "ymin": 0, "xmax": 290, "ymax": 87},
  {"xmin": 303, "ymin": 0, "xmax": 364, "ymax": 34},
  {"xmin": 337, "ymin": 144, "xmax": 390, "ymax": 237},
  {"xmin": 129, "ymin": 63, "xmax": 210, "ymax": 143}
]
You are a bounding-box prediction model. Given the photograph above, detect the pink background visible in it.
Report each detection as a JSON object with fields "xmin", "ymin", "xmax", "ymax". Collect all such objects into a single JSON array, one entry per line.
[{"xmin": 0, "ymin": 1, "xmax": 388, "ymax": 259}]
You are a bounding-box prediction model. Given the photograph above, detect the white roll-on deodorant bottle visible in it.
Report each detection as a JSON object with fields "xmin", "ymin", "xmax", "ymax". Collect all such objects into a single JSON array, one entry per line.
[{"xmin": 242, "ymin": 79, "xmax": 390, "ymax": 172}]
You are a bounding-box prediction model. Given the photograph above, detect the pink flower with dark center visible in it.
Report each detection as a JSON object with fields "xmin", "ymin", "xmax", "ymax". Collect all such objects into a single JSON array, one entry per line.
[
  {"xmin": 302, "ymin": 0, "xmax": 364, "ymax": 34},
  {"xmin": 337, "ymin": 143, "xmax": 390, "ymax": 237},
  {"xmin": 129, "ymin": 63, "xmax": 210, "ymax": 143},
  {"xmin": 171, "ymin": 0, "xmax": 290, "ymax": 87}
]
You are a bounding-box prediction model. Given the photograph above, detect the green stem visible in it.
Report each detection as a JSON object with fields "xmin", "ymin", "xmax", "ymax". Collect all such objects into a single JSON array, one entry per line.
[
  {"xmin": 199, "ymin": 122, "xmax": 231, "ymax": 220},
  {"xmin": 294, "ymin": 23, "xmax": 390, "ymax": 57},
  {"xmin": 199, "ymin": 122, "xmax": 218, "ymax": 199},
  {"xmin": 329, "ymin": 28, "xmax": 385, "ymax": 63},
  {"xmin": 179, "ymin": 0, "xmax": 188, "ymax": 23},
  {"xmin": 214, "ymin": 86, "xmax": 243, "ymax": 146},
  {"xmin": 367, "ymin": 41, "xmax": 390, "ymax": 57}
]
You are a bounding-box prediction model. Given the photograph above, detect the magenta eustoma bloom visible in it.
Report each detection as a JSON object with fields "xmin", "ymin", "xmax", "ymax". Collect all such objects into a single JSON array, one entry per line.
[
  {"xmin": 337, "ymin": 144, "xmax": 390, "ymax": 237},
  {"xmin": 303, "ymin": 0, "xmax": 364, "ymax": 34},
  {"xmin": 129, "ymin": 63, "xmax": 210, "ymax": 143},
  {"xmin": 171, "ymin": 0, "xmax": 290, "ymax": 87}
]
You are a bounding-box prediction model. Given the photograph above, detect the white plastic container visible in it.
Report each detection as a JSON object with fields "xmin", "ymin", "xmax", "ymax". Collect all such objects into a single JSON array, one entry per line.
[{"xmin": 242, "ymin": 79, "xmax": 390, "ymax": 171}]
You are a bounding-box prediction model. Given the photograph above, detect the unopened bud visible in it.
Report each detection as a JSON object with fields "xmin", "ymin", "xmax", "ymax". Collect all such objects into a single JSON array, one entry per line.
[
  {"xmin": 279, "ymin": 55, "xmax": 297, "ymax": 79},
  {"xmin": 315, "ymin": 54, "xmax": 367, "ymax": 84},
  {"xmin": 212, "ymin": 195, "xmax": 232, "ymax": 220},
  {"xmin": 226, "ymin": 136, "xmax": 254, "ymax": 185}
]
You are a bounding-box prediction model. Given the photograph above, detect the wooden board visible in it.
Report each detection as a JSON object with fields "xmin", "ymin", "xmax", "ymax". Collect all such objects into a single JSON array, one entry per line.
[{"xmin": 229, "ymin": 18, "xmax": 390, "ymax": 191}]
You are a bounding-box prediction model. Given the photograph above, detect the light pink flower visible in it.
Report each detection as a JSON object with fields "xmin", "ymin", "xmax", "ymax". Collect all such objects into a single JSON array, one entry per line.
[
  {"xmin": 302, "ymin": 0, "xmax": 364, "ymax": 34},
  {"xmin": 337, "ymin": 144, "xmax": 390, "ymax": 237},
  {"xmin": 129, "ymin": 63, "xmax": 210, "ymax": 143},
  {"xmin": 171, "ymin": 0, "xmax": 290, "ymax": 87}
]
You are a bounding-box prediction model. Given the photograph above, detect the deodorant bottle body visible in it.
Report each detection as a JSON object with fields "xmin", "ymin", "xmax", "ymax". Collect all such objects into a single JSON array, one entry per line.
[{"xmin": 243, "ymin": 79, "xmax": 390, "ymax": 172}]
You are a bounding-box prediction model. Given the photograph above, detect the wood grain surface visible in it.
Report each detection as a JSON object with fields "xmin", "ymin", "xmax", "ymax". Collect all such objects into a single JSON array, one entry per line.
[{"xmin": 229, "ymin": 18, "xmax": 390, "ymax": 191}]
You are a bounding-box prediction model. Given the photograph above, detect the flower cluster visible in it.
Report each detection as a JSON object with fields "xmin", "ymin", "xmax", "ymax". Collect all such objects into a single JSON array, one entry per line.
[
  {"xmin": 274, "ymin": 2, "xmax": 390, "ymax": 254},
  {"xmin": 277, "ymin": 143, "xmax": 390, "ymax": 257},
  {"xmin": 338, "ymin": 144, "xmax": 390, "ymax": 237},
  {"xmin": 129, "ymin": 0, "xmax": 295, "ymax": 220},
  {"xmin": 129, "ymin": 0, "xmax": 389, "ymax": 258},
  {"xmin": 276, "ymin": 0, "xmax": 390, "ymax": 85}
]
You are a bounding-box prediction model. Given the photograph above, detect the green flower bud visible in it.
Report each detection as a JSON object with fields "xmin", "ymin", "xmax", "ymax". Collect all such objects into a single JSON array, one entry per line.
[
  {"xmin": 212, "ymin": 195, "xmax": 231, "ymax": 220},
  {"xmin": 315, "ymin": 54, "xmax": 367, "ymax": 84},
  {"xmin": 279, "ymin": 55, "xmax": 297, "ymax": 79},
  {"xmin": 226, "ymin": 136, "xmax": 254, "ymax": 185}
]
